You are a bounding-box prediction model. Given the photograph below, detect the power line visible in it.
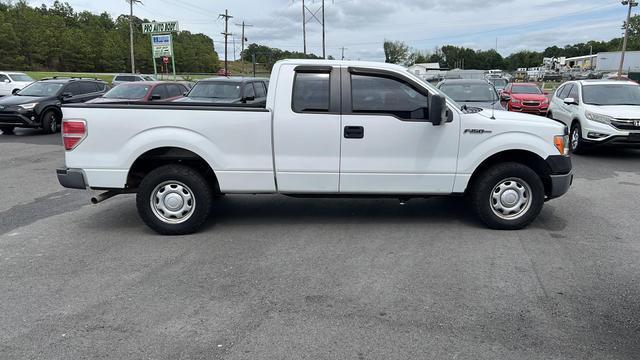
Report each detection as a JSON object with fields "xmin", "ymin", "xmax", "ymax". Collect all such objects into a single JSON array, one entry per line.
[{"xmin": 126, "ymin": 0, "xmax": 143, "ymax": 73}]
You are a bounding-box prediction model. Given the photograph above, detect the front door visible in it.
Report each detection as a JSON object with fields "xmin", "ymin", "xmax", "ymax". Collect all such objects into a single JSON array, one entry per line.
[
  {"xmin": 273, "ymin": 65, "xmax": 342, "ymax": 193},
  {"xmin": 339, "ymin": 68, "xmax": 460, "ymax": 194}
]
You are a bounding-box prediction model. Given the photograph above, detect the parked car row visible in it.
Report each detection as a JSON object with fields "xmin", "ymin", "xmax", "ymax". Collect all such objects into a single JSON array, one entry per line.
[
  {"xmin": 0, "ymin": 72, "xmax": 35, "ymax": 97},
  {"xmin": 0, "ymin": 75, "xmax": 269, "ymax": 134}
]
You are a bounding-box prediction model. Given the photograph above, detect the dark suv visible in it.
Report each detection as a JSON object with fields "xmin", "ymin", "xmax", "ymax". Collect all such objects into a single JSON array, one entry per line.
[
  {"xmin": 174, "ymin": 77, "xmax": 268, "ymax": 106},
  {"xmin": 0, "ymin": 77, "xmax": 108, "ymax": 134}
]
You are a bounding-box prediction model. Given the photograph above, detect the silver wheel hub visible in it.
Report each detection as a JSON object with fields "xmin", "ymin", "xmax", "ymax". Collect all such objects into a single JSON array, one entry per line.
[
  {"xmin": 490, "ymin": 178, "xmax": 532, "ymax": 220},
  {"xmin": 150, "ymin": 181, "xmax": 195, "ymax": 224},
  {"xmin": 571, "ymin": 129, "xmax": 579, "ymax": 149}
]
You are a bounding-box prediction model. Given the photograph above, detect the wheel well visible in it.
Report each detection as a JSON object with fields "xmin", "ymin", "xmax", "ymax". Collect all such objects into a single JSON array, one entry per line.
[
  {"xmin": 467, "ymin": 150, "xmax": 552, "ymax": 196},
  {"xmin": 571, "ymin": 118, "xmax": 580, "ymax": 129},
  {"xmin": 126, "ymin": 147, "xmax": 219, "ymax": 192},
  {"xmin": 41, "ymin": 107, "xmax": 63, "ymax": 123}
]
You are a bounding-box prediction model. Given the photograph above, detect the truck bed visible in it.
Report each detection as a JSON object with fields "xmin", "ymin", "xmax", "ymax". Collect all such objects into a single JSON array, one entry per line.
[{"xmin": 62, "ymin": 103, "xmax": 276, "ymax": 193}]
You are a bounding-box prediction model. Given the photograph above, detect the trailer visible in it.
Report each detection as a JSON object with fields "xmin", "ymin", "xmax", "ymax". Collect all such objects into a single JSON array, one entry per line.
[{"xmin": 596, "ymin": 51, "xmax": 640, "ymax": 73}]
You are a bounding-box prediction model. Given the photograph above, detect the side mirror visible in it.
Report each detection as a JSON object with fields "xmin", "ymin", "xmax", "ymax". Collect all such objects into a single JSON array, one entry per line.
[
  {"xmin": 563, "ymin": 97, "xmax": 577, "ymax": 105},
  {"xmin": 150, "ymin": 94, "xmax": 162, "ymax": 101},
  {"xmin": 61, "ymin": 92, "xmax": 73, "ymax": 99},
  {"xmin": 543, "ymin": 91, "xmax": 549, "ymax": 95},
  {"xmin": 501, "ymin": 94, "xmax": 511, "ymax": 101},
  {"xmin": 3, "ymin": 79, "xmax": 9, "ymax": 84},
  {"xmin": 183, "ymin": 92, "xmax": 188, "ymax": 96},
  {"xmin": 12, "ymin": 88, "xmax": 20, "ymax": 95},
  {"xmin": 429, "ymin": 93, "xmax": 448, "ymax": 126},
  {"xmin": 243, "ymin": 95, "xmax": 255, "ymax": 102}
]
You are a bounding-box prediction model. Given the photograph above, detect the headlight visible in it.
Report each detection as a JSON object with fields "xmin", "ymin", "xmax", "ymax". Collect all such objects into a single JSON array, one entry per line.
[
  {"xmin": 511, "ymin": 98, "xmax": 521, "ymax": 104},
  {"xmin": 18, "ymin": 102, "xmax": 38, "ymax": 110},
  {"xmin": 585, "ymin": 110, "xmax": 614, "ymax": 124}
]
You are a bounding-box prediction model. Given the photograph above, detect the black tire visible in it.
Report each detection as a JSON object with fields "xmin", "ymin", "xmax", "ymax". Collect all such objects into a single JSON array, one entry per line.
[
  {"xmin": 0, "ymin": 126, "xmax": 15, "ymax": 134},
  {"xmin": 470, "ymin": 162, "xmax": 545, "ymax": 230},
  {"xmin": 136, "ymin": 164, "xmax": 213, "ymax": 235},
  {"xmin": 570, "ymin": 122, "xmax": 588, "ymax": 154},
  {"xmin": 41, "ymin": 110, "xmax": 59, "ymax": 134}
]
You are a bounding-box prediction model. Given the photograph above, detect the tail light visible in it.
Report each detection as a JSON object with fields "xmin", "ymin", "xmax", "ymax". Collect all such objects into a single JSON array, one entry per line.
[{"xmin": 62, "ymin": 119, "xmax": 87, "ymax": 151}]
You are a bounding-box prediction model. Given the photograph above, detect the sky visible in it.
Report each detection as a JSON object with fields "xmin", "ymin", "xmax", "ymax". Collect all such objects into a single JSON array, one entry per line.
[{"xmin": 27, "ymin": 0, "xmax": 633, "ymax": 61}]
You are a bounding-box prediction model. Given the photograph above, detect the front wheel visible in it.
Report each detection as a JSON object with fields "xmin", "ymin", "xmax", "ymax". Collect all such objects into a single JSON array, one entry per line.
[
  {"xmin": 41, "ymin": 110, "xmax": 59, "ymax": 134},
  {"xmin": 136, "ymin": 164, "xmax": 213, "ymax": 235},
  {"xmin": 470, "ymin": 162, "xmax": 545, "ymax": 230},
  {"xmin": 570, "ymin": 122, "xmax": 588, "ymax": 154}
]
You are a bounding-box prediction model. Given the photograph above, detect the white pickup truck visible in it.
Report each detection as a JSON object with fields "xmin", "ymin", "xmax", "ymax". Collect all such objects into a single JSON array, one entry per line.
[{"xmin": 57, "ymin": 60, "xmax": 573, "ymax": 235}]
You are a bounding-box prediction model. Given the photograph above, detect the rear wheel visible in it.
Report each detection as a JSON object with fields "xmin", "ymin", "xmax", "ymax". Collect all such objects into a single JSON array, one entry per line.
[
  {"xmin": 0, "ymin": 126, "xmax": 15, "ymax": 134},
  {"xmin": 470, "ymin": 162, "xmax": 545, "ymax": 230},
  {"xmin": 136, "ymin": 164, "xmax": 213, "ymax": 235},
  {"xmin": 41, "ymin": 110, "xmax": 59, "ymax": 134}
]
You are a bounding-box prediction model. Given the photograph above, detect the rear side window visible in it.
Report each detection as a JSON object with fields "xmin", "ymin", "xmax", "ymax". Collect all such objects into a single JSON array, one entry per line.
[
  {"xmin": 292, "ymin": 72, "xmax": 330, "ymax": 112},
  {"xmin": 255, "ymin": 82, "xmax": 267, "ymax": 98},
  {"xmin": 351, "ymin": 74, "xmax": 429, "ymax": 120}
]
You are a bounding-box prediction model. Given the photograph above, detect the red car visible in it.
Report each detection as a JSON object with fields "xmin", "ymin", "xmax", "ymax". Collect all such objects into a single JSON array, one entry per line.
[
  {"xmin": 501, "ymin": 83, "xmax": 549, "ymax": 115},
  {"xmin": 87, "ymin": 81, "xmax": 188, "ymax": 103}
]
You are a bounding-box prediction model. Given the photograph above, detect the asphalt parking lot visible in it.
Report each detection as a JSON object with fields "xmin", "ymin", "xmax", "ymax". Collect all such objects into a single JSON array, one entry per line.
[{"xmin": 1, "ymin": 129, "xmax": 639, "ymax": 360}]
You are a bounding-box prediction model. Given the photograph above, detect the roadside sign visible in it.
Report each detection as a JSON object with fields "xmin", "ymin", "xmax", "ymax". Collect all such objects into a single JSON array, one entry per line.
[
  {"xmin": 151, "ymin": 34, "xmax": 173, "ymax": 58},
  {"xmin": 142, "ymin": 21, "xmax": 179, "ymax": 34}
]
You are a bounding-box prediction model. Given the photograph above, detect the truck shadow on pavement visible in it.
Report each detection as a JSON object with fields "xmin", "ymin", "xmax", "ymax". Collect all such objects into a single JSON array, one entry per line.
[{"xmin": 201, "ymin": 195, "xmax": 490, "ymax": 230}]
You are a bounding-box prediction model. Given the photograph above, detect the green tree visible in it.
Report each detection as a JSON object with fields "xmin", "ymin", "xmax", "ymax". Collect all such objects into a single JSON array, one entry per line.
[{"xmin": 383, "ymin": 40, "xmax": 409, "ymax": 64}]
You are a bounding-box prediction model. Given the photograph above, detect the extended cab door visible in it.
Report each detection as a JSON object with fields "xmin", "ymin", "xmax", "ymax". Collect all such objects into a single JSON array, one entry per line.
[
  {"xmin": 272, "ymin": 65, "xmax": 342, "ymax": 192},
  {"xmin": 339, "ymin": 67, "xmax": 460, "ymax": 194}
]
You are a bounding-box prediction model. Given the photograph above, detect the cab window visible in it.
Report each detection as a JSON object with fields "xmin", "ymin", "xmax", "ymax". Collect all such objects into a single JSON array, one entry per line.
[
  {"xmin": 292, "ymin": 72, "xmax": 330, "ymax": 112},
  {"xmin": 351, "ymin": 74, "xmax": 429, "ymax": 120}
]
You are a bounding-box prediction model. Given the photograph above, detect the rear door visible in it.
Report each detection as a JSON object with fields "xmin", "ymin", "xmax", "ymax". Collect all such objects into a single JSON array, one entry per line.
[
  {"xmin": 0, "ymin": 74, "xmax": 10, "ymax": 96},
  {"xmin": 555, "ymin": 83, "xmax": 575, "ymax": 124},
  {"xmin": 272, "ymin": 65, "xmax": 341, "ymax": 193},
  {"xmin": 339, "ymin": 67, "xmax": 460, "ymax": 194}
]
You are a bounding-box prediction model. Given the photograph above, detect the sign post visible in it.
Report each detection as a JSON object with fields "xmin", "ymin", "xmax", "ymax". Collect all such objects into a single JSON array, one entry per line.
[{"xmin": 143, "ymin": 21, "xmax": 179, "ymax": 80}]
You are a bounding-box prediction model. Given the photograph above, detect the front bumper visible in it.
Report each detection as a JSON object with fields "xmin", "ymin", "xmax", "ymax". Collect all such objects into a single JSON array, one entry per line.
[
  {"xmin": 57, "ymin": 168, "xmax": 87, "ymax": 189},
  {"xmin": 0, "ymin": 110, "xmax": 38, "ymax": 127},
  {"xmin": 545, "ymin": 155, "xmax": 572, "ymax": 199},
  {"xmin": 548, "ymin": 173, "xmax": 573, "ymax": 199}
]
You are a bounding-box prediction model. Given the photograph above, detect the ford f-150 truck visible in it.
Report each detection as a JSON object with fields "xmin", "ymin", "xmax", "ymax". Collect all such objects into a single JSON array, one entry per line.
[{"xmin": 57, "ymin": 60, "xmax": 573, "ymax": 235}]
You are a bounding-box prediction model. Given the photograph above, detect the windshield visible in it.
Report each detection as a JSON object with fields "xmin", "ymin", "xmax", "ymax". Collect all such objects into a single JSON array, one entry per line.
[
  {"xmin": 9, "ymin": 74, "xmax": 34, "ymax": 82},
  {"xmin": 17, "ymin": 82, "xmax": 64, "ymax": 97},
  {"xmin": 582, "ymin": 84, "xmax": 640, "ymax": 105},
  {"xmin": 512, "ymin": 86, "xmax": 542, "ymax": 94},
  {"xmin": 188, "ymin": 82, "xmax": 242, "ymax": 99},
  {"xmin": 103, "ymin": 84, "xmax": 150, "ymax": 99},
  {"xmin": 143, "ymin": 76, "xmax": 155, "ymax": 81},
  {"xmin": 439, "ymin": 83, "xmax": 497, "ymax": 102},
  {"xmin": 488, "ymin": 78, "xmax": 507, "ymax": 88}
]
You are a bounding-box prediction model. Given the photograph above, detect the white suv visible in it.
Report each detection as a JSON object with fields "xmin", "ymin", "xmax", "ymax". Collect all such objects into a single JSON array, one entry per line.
[
  {"xmin": 548, "ymin": 79, "xmax": 640, "ymax": 153},
  {"xmin": 0, "ymin": 72, "xmax": 35, "ymax": 97}
]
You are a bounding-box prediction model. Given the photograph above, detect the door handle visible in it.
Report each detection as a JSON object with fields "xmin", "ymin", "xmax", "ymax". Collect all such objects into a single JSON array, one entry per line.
[{"xmin": 344, "ymin": 126, "xmax": 364, "ymax": 139}]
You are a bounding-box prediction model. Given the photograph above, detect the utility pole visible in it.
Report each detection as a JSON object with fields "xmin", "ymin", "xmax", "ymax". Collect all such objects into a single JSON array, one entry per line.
[
  {"xmin": 219, "ymin": 9, "xmax": 233, "ymax": 75},
  {"xmin": 340, "ymin": 46, "xmax": 346, "ymax": 60},
  {"xmin": 302, "ymin": 0, "xmax": 307, "ymax": 55},
  {"xmin": 322, "ymin": 0, "xmax": 326, "ymax": 59},
  {"xmin": 127, "ymin": 0, "xmax": 142, "ymax": 74},
  {"xmin": 619, "ymin": 0, "xmax": 638, "ymax": 78},
  {"xmin": 301, "ymin": 0, "xmax": 331, "ymax": 57}
]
